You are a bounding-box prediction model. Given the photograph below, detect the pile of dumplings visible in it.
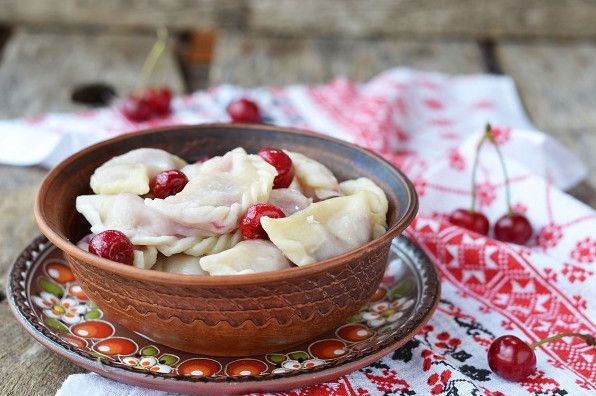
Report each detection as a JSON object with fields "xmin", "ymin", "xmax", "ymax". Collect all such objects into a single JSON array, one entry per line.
[{"xmin": 75, "ymin": 147, "xmax": 389, "ymax": 276}]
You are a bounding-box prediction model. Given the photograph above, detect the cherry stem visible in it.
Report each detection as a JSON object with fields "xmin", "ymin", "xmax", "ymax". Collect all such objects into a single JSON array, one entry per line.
[
  {"xmin": 470, "ymin": 131, "xmax": 489, "ymax": 212},
  {"xmin": 530, "ymin": 333, "xmax": 595, "ymax": 349},
  {"xmin": 137, "ymin": 27, "xmax": 169, "ymax": 92},
  {"xmin": 485, "ymin": 124, "xmax": 513, "ymax": 216}
]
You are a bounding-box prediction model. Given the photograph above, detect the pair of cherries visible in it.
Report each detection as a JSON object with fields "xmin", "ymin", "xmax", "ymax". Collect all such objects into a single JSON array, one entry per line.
[
  {"xmin": 121, "ymin": 87, "xmax": 173, "ymax": 122},
  {"xmin": 449, "ymin": 124, "xmax": 532, "ymax": 245},
  {"xmin": 449, "ymin": 209, "xmax": 532, "ymax": 244},
  {"xmin": 88, "ymin": 147, "xmax": 291, "ymax": 264}
]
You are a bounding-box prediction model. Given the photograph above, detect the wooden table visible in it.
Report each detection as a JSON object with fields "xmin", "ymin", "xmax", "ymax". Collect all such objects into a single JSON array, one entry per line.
[{"xmin": 0, "ymin": 27, "xmax": 594, "ymax": 395}]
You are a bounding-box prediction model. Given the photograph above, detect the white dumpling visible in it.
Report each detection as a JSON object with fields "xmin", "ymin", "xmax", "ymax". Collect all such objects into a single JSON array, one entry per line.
[
  {"xmin": 155, "ymin": 230, "xmax": 243, "ymax": 257},
  {"xmin": 285, "ymin": 151, "xmax": 340, "ymax": 200},
  {"xmin": 267, "ymin": 188, "xmax": 312, "ymax": 216},
  {"xmin": 76, "ymin": 234, "xmax": 93, "ymax": 252},
  {"xmin": 144, "ymin": 148, "xmax": 276, "ymax": 234},
  {"xmin": 340, "ymin": 177, "xmax": 389, "ymax": 238},
  {"xmin": 199, "ymin": 240, "xmax": 291, "ymax": 275},
  {"xmin": 261, "ymin": 193, "xmax": 373, "ymax": 266},
  {"xmin": 90, "ymin": 148, "xmax": 187, "ymax": 195},
  {"xmin": 152, "ymin": 254, "xmax": 207, "ymax": 275},
  {"xmin": 76, "ymin": 193, "xmax": 214, "ymax": 247},
  {"xmin": 133, "ymin": 246, "xmax": 158, "ymax": 269}
]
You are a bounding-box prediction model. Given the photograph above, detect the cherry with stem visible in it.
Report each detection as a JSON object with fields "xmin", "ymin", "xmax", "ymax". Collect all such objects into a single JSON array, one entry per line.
[
  {"xmin": 121, "ymin": 27, "xmax": 174, "ymax": 122},
  {"xmin": 488, "ymin": 332, "xmax": 595, "ymax": 382},
  {"xmin": 448, "ymin": 126, "xmax": 490, "ymax": 235},
  {"xmin": 486, "ymin": 124, "xmax": 533, "ymax": 244}
]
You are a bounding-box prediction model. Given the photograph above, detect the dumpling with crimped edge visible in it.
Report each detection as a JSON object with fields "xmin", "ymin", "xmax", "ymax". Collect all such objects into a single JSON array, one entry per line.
[
  {"xmin": 133, "ymin": 246, "xmax": 158, "ymax": 269},
  {"xmin": 199, "ymin": 240, "xmax": 291, "ymax": 275},
  {"xmin": 75, "ymin": 193, "xmax": 214, "ymax": 246},
  {"xmin": 90, "ymin": 148, "xmax": 187, "ymax": 195},
  {"xmin": 340, "ymin": 177, "xmax": 389, "ymax": 238},
  {"xmin": 144, "ymin": 148, "xmax": 277, "ymax": 234},
  {"xmin": 152, "ymin": 254, "xmax": 208, "ymax": 275},
  {"xmin": 284, "ymin": 151, "xmax": 340, "ymax": 200},
  {"xmin": 261, "ymin": 192, "xmax": 373, "ymax": 266},
  {"xmin": 155, "ymin": 230, "xmax": 243, "ymax": 257}
]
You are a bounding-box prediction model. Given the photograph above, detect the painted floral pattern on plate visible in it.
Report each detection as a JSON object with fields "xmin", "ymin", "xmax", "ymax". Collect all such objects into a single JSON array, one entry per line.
[{"xmin": 24, "ymin": 242, "xmax": 420, "ymax": 380}]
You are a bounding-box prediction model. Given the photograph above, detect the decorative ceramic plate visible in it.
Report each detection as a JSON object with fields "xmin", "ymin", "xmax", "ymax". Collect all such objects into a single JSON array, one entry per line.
[{"xmin": 7, "ymin": 235, "xmax": 439, "ymax": 394}]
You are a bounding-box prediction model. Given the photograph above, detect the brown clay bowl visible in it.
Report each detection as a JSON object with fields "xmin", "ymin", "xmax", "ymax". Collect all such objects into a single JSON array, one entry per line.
[{"xmin": 34, "ymin": 123, "xmax": 418, "ymax": 356}]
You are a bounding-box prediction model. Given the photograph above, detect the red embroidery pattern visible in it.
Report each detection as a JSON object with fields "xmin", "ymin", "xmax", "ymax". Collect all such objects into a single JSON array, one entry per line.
[{"xmin": 407, "ymin": 217, "xmax": 596, "ymax": 388}]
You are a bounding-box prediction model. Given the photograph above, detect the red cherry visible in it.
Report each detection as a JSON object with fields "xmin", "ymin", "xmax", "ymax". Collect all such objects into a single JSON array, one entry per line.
[
  {"xmin": 144, "ymin": 87, "xmax": 172, "ymax": 116},
  {"xmin": 448, "ymin": 208, "xmax": 490, "ymax": 235},
  {"xmin": 488, "ymin": 335, "xmax": 536, "ymax": 381},
  {"xmin": 226, "ymin": 98, "xmax": 262, "ymax": 123},
  {"xmin": 88, "ymin": 230, "xmax": 134, "ymax": 265},
  {"xmin": 239, "ymin": 203, "xmax": 285, "ymax": 240},
  {"xmin": 494, "ymin": 213, "xmax": 533, "ymax": 245},
  {"xmin": 258, "ymin": 147, "xmax": 295, "ymax": 188},
  {"xmin": 121, "ymin": 95, "xmax": 152, "ymax": 122},
  {"xmin": 150, "ymin": 170, "xmax": 189, "ymax": 199}
]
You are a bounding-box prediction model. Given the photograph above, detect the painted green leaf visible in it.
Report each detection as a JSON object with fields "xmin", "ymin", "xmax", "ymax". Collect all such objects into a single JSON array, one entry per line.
[
  {"xmin": 391, "ymin": 279, "xmax": 412, "ymax": 298},
  {"xmin": 288, "ymin": 351, "xmax": 309, "ymax": 362},
  {"xmin": 159, "ymin": 354, "xmax": 179, "ymax": 365},
  {"xmin": 141, "ymin": 345, "xmax": 159, "ymax": 356},
  {"xmin": 85, "ymin": 310, "xmax": 101, "ymax": 320},
  {"xmin": 89, "ymin": 351, "xmax": 110, "ymax": 359},
  {"xmin": 267, "ymin": 354, "xmax": 286, "ymax": 364},
  {"xmin": 44, "ymin": 317, "xmax": 68, "ymax": 333},
  {"xmin": 347, "ymin": 313, "xmax": 362, "ymax": 323},
  {"xmin": 39, "ymin": 277, "xmax": 64, "ymax": 297}
]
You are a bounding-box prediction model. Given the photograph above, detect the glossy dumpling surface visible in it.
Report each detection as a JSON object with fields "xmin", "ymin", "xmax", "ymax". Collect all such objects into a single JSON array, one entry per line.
[
  {"xmin": 261, "ymin": 192, "xmax": 373, "ymax": 266},
  {"xmin": 133, "ymin": 246, "xmax": 158, "ymax": 269},
  {"xmin": 199, "ymin": 240, "xmax": 291, "ymax": 275},
  {"xmin": 340, "ymin": 177, "xmax": 389, "ymax": 238},
  {"xmin": 90, "ymin": 148, "xmax": 186, "ymax": 195},
  {"xmin": 267, "ymin": 188, "xmax": 312, "ymax": 216},
  {"xmin": 75, "ymin": 193, "xmax": 213, "ymax": 247},
  {"xmin": 145, "ymin": 148, "xmax": 276, "ymax": 234},
  {"xmin": 285, "ymin": 151, "xmax": 340, "ymax": 200},
  {"xmin": 152, "ymin": 254, "xmax": 207, "ymax": 275}
]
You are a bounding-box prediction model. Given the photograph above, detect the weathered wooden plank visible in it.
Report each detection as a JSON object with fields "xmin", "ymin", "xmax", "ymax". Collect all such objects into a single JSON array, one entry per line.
[
  {"xmin": 0, "ymin": 167, "xmax": 45, "ymax": 289},
  {"xmin": 0, "ymin": 28, "xmax": 184, "ymax": 118},
  {"xmin": 498, "ymin": 41, "xmax": 596, "ymax": 131},
  {"xmin": 209, "ymin": 34, "xmax": 484, "ymax": 86},
  {"xmin": 248, "ymin": 0, "xmax": 596, "ymax": 39},
  {"xmin": 0, "ymin": 302, "xmax": 83, "ymax": 396},
  {"xmin": 4, "ymin": 0, "xmax": 596, "ymax": 39},
  {"xmin": 0, "ymin": 0, "xmax": 245, "ymax": 32}
]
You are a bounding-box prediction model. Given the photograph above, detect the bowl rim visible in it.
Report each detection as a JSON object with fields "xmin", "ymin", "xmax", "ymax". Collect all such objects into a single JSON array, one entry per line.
[{"xmin": 34, "ymin": 123, "xmax": 418, "ymax": 286}]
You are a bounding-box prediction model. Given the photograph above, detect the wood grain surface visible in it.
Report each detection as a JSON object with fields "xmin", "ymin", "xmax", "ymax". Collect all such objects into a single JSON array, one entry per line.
[
  {"xmin": 3, "ymin": 0, "xmax": 596, "ymax": 39},
  {"xmin": 210, "ymin": 34, "xmax": 484, "ymax": 86}
]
